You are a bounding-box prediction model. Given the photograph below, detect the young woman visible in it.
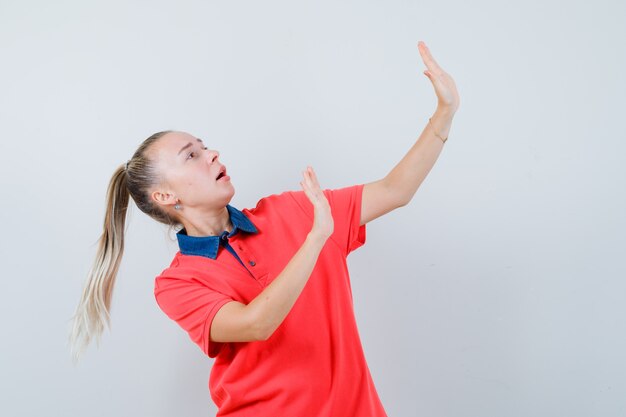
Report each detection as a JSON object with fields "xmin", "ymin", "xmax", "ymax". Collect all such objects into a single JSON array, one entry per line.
[{"xmin": 68, "ymin": 41, "xmax": 459, "ymax": 416}]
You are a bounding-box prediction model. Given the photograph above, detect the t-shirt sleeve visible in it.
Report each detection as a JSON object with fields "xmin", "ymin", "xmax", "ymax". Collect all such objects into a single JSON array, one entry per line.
[
  {"xmin": 289, "ymin": 183, "xmax": 367, "ymax": 256},
  {"xmin": 154, "ymin": 276, "xmax": 234, "ymax": 358}
]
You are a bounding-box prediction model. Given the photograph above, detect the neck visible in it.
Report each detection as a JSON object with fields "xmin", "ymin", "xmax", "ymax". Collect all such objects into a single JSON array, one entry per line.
[{"xmin": 182, "ymin": 206, "xmax": 233, "ymax": 237}]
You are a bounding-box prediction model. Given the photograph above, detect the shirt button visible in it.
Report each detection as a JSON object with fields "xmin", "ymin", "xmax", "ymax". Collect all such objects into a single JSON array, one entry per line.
[{"xmin": 249, "ymin": 260, "xmax": 256, "ymax": 266}]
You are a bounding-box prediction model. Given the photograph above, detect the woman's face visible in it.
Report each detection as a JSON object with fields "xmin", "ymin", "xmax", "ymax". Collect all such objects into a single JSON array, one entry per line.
[{"xmin": 150, "ymin": 131, "xmax": 234, "ymax": 210}]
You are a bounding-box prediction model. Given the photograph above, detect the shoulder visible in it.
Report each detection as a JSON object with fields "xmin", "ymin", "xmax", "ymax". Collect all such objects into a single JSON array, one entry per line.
[
  {"xmin": 154, "ymin": 253, "xmax": 217, "ymax": 291},
  {"xmin": 243, "ymin": 185, "xmax": 363, "ymax": 219},
  {"xmin": 242, "ymin": 189, "xmax": 309, "ymax": 217}
]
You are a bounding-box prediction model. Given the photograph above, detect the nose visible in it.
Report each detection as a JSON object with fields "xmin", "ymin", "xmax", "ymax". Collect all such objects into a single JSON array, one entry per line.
[{"xmin": 206, "ymin": 149, "xmax": 219, "ymax": 163}]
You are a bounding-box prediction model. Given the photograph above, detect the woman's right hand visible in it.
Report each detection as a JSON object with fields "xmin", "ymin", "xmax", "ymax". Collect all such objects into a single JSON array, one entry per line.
[{"xmin": 300, "ymin": 166, "xmax": 333, "ymax": 240}]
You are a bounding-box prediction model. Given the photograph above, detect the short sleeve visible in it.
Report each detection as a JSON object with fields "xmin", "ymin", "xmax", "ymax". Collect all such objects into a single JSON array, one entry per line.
[
  {"xmin": 154, "ymin": 276, "xmax": 234, "ymax": 358},
  {"xmin": 289, "ymin": 183, "xmax": 366, "ymax": 256}
]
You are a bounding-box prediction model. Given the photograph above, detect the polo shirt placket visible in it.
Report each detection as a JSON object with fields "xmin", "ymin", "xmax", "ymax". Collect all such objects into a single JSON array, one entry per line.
[{"xmin": 175, "ymin": 204, "xmax": 269, "ymax": 284}]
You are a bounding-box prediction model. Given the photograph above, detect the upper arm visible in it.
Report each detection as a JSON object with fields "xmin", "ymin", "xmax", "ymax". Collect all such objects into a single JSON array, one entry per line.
[
  {"xmin": 210, "ymin": 300, "xmax": 267, "ymax": 343},
  {"xmin": 154, "ymin": 277, "xmax": 263, "ymax": 358},
  {"xmin": 360, "ymin": 177, "xmax": 406, "ymax": 226}
]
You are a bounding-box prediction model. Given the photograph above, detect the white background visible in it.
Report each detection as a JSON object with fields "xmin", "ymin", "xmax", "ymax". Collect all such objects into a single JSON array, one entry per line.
[{"xmin": 1, "ymin": 0, "xmax": 625, "ymax": 416}]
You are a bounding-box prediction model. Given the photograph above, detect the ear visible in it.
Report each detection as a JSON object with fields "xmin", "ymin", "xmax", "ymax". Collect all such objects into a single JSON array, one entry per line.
[{"xmin": 151, "ymin": 189, "xmax": 177, "ymax": 209}]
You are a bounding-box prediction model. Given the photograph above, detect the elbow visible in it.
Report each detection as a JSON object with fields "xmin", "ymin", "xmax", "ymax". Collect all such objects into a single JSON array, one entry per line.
[
  {"xmin": 249, "ymin": 310, "xmax": 276, "ymax": 341},
  {"xmin": 394, "ymin": 197, "xmax": 408, "ymax": 207},
  {"xmin": 253, "ymin": 324, "xmax": 275, "ymax": 341},
  {"xmin": 256, "ymin": 329, "xmax": 271, "ymax": 341},
  {"xmin": 394, "ymin": 188, "xmax": 413, "ymax": 207},
  {"xmin": 383, "ymin": 178, "xmax": 411, "ymax": 208},
  {"xmin": 394, "ymin": 194, "xmax": 410, "ymax": 208}
]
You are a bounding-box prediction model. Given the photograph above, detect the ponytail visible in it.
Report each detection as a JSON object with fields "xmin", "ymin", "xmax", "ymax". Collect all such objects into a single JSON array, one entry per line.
[
  {"xmin": 68, "ymin": 129, "xmax": 176, "ymax": 365},
  {"xmin": 68, "ymin": 165, "xmax": 130, "ymax": 365}
]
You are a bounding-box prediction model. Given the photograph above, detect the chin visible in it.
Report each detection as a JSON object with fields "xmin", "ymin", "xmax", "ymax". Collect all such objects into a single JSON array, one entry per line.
[{"xmin": 223, "ymin": 183, "xmax": 235, "ymax": 198}]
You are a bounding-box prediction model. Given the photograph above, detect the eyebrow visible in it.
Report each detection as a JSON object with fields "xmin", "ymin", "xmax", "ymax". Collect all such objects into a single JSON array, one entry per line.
[{"xmin": 177, "ymin": 138, "xmax": 203, "ymax": 156}]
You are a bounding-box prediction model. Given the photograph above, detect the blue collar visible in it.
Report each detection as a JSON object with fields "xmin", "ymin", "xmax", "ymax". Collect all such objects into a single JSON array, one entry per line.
[{"xmin": 175, "ymin": 204, "xmax": 258, "ymax": 259}]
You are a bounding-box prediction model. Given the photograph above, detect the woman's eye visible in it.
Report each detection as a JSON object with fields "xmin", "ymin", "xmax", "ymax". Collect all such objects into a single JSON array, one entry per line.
[{"xmin": 187, "ymin": 147, "xmax": 208, "ymax": 160}]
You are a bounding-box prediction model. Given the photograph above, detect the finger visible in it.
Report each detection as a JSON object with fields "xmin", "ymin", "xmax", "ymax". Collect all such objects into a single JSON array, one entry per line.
[
  {"xmin": 418, "ymin": 41, "xmax": 443, "ymax": 75},
  {"xmin": 418, "ymin": 41, "xmax": 439, "ymax": 70},
  {"xmin": 303, "ymin": 169, "xmax": 314, "ymax": 189},
  {"xmin": 304, "ymin": 166, "xmax": 316, "ymax": 186},
  {"xmin": 423, "ymin": 69, "xmax": 445, "ymax": 91},
  {"xmin": 300, "ymin": 180, "xmax": 315, "ymax": 201},
  {"xmin": 302, "ymin": 169, "xmax": 310, "ymax": 185},
  {"xmin": 307, "ymin": 166, "xmax": 320, "ymax": 187},
  {"xmin": 304, "ymin": 168, "xmax": 321, "ymax": 198},
  {"xmin": 300, "ymin": 175, "xmax": 311, "ymax": 196},
  {"xmin": 308, "ymin": 172, "xmax": 322, "ymax": 195}
]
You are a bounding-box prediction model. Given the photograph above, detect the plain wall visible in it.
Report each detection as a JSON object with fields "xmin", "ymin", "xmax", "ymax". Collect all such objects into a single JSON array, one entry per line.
[{"xmin": 1, "ymin": 0, "xmax": 625, "ymax": 416}]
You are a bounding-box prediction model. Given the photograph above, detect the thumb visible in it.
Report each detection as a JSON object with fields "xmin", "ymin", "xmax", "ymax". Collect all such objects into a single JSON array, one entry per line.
[{"xmin": 424, "ymin": 70, "xmax": 443, "ymax": 90}]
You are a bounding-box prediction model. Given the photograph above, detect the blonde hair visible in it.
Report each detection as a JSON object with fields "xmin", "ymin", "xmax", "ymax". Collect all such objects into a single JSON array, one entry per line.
[{"xmin": 68, "ymin": 130, "xmax": 181, "ymax": 365}]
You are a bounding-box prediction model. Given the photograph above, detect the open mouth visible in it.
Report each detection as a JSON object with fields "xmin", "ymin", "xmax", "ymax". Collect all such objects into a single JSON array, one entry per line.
[{"xmin": 216, "ymin": 166, "xmax": 228, "ymax": 181}]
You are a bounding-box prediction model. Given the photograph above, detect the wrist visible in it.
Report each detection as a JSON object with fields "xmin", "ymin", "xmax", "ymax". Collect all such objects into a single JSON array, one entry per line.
[
  {"xmin": 433, "ymin": 106, "xmax": 455, "ymax": 122},
  {"xmin": 430, "ymin": 107, "xmax": 455, "ymax": 142},
  {"xmin": 306, "ymin": 231, "xmax": 329, "ymax": 246}
]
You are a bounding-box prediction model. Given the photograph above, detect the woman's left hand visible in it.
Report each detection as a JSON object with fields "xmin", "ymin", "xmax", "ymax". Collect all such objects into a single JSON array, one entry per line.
[{"xmin": 418, "ymin": 41, "xmax": 460, "ymax": 114}]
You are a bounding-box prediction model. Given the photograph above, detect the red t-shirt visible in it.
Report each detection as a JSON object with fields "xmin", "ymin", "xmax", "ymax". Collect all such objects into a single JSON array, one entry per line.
[{"xmin": 154, "ymin": 184, "xmax": 387, "ymax": 416}]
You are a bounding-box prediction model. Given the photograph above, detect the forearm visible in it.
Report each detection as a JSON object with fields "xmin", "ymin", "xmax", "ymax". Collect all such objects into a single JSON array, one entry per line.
[
  {"xmin": 247, "ymin": 232, "xmax": 327, "ymax": 340},
  {"xmin": 385, "ymin": 106, "xmax": 455, "ymax": 204}
]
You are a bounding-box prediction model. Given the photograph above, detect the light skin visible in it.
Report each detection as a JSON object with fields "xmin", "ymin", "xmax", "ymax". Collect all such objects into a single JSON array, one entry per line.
[
  {"xmin": 149, "ymin": 40, "xmax": 459, "ymax": 343},
  {"xmin": 360, "ymin": 40, "xmax": 460, "ymax": 224},
  {"xmin": 149, "ymin": 132, "xmax": 236, "ymax": 237}
]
